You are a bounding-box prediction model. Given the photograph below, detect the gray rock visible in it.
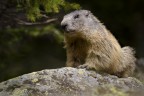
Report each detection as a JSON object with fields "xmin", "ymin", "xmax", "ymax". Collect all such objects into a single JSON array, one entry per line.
[
  {"xmin": 0, "ymin": 67, "xmax": 143, "ymax": 96},
  {"xmin": 135, "ymin": 58, "xmax": 144, "ymax": 82}
]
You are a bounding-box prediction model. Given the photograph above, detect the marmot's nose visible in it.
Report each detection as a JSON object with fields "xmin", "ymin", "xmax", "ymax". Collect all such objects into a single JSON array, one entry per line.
[{"xmin": 61, "ymin": 24, "xmax": 68, "ymax": 30}]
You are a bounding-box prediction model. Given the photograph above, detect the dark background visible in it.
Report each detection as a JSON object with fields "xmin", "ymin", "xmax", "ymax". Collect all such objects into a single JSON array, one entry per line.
[{"xmin": 0, "ymin": 0, "xmax": 144, "ymax": 82}]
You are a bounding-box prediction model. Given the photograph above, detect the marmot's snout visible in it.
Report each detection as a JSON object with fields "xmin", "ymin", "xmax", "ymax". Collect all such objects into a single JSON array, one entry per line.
[
  {"xmin": 61, "ymin": 17, "xmax": 76, "ymax": 33},
  {"xmin": 61, "ymin": 23, "xmax": 68, "ymax": 31},
  {"xmin": 61, "ymin": 23, "xmax": 74, "ymax": 33}
]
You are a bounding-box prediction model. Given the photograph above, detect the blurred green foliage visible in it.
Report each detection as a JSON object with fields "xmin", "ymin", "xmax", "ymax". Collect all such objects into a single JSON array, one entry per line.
[
  {"xmin": 17, "ymin": 0, "xmax": 80, "ymax": 21},
  {"xmin": 0, "ymin": 0, "xmax": 80, "ymax": 81},
  {"xmin": 0, "ymin": 24, "xmax": 66, "ymax": 81}
]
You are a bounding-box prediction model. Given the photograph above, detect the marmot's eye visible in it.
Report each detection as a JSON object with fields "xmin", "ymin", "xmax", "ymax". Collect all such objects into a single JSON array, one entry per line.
[{"xmin": 74, "ymin": 14, "xmax": 79, "ymax": 19}]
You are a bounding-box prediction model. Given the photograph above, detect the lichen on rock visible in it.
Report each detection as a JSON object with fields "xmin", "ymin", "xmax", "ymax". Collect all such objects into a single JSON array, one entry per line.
[{"xmin": 0, "ymin": 67, "xmax": 143, "ymax": 96}]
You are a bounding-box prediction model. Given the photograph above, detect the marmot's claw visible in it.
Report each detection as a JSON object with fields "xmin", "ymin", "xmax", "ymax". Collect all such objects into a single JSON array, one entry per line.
[{"xmin": 78, "ymin": 64, "xmax": 90, "ymax": 69}]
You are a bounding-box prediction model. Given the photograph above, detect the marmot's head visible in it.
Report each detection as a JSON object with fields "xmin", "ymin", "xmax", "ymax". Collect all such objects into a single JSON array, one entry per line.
[{"xmin": 61, "ymin": 10, "xmax": 100, "ymax": 36}]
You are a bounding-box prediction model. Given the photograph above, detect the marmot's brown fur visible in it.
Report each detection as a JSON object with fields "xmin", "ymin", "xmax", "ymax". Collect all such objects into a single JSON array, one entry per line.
[{"xmin": 61, "ymin": 10, "xmax": 136, "ymax": 77}]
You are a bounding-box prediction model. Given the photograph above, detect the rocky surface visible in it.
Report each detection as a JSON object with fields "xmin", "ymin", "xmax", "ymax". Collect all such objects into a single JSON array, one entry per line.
[
  {"xmin": 134, "ymin": 58, "xmax": 144, "ymax": 83},
  {"xmin": 0, "ymin": 67, "xmax": 143, "ymax": 96}
]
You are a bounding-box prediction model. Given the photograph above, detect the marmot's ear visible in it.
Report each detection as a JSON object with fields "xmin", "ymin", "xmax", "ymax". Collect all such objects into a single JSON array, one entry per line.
[{"xmin": 85, "ymin": 11, "xmax": 91, "ymax": 17}]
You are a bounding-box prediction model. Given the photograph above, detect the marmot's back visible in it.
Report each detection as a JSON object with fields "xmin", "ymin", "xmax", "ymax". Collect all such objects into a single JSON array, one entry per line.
[{"xmin": 61, "ymin": 10, "xmax": 136, "ymax": 77}]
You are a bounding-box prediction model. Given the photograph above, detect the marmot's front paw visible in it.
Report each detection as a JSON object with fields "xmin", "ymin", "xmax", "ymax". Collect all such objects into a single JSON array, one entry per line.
[{"xmin": 78, "ymin": 64, "xmax": 95, "ymax": 70}]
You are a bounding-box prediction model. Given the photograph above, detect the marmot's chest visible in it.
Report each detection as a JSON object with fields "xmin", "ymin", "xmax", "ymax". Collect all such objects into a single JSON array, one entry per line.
[{"xmin": 69, "ymin": 40, "xmax": 89, "ymax": 64}]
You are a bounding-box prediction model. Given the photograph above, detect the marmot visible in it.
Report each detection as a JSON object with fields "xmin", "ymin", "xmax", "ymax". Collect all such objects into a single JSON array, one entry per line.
[{"xmin": 61, "ymin": 10, "xmax": 136, "ymax": 77}]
